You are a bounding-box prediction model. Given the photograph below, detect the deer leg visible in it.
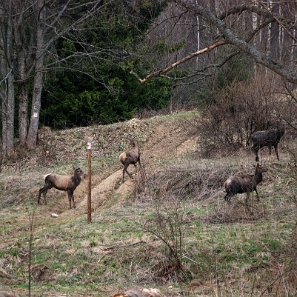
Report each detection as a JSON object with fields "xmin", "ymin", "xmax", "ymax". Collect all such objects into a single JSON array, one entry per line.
[
  {"xmin": 67, "ymin": 190, "xmax": 75, "ymax": 209},
  {"xmin": 72, "ymin": 192, "xmax": 76, "ymax": 209},
  {"xmin": 43, "ymin": 191, "xmax": 48, "ymax": 205},
  {"xmin": 38, "ymin": 188, "xmax": 43, "ymax": 204},
  {"xmin": 224, "ymin": 192, "xmax": 233, "ymax": 202},
  {"xmin": 253, "ymin": 145, "xmax": 260, "ymax": 162},
  {"xmin": 38, "ymin": 186, "xmax": 49, "ymax": 205},
  {"xmin": 274, "ymin": 144, "xmax": 280, "ymax": 160},
  {"xmin": 124, "ymin": 164, "xmax": 133, "ymax": 181},
  {"xmin": 125, "ymin": 168, "xmax": 133, "ymax": 179},
  {"xmin": 245, "ymin": 191, "xmax": 250, "ymax": 204}
]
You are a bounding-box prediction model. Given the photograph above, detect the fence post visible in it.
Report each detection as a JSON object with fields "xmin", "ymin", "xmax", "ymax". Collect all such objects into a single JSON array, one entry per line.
[{"xmin": 87, "ymin": 142, "xmax": 92, "ymax": 223}]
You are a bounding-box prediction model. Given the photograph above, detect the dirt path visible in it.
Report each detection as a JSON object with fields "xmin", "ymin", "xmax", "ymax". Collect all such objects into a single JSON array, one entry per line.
[{"xmin": 60, "ymin": 119, "xmax": 198, "ymax": 216}]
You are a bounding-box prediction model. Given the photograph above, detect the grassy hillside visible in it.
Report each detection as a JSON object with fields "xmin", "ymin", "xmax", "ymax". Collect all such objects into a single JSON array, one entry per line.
[{"xmin": 0, "ymin": 111, "xmax": 297, "ymax": 297}]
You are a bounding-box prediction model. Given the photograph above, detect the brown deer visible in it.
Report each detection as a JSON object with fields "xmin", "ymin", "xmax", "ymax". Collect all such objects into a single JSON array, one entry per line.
[
  {"xmin": 119, "ymin": 139, "xmax": 141, "ymax": 183},
  {"xmin": 224, "ymin": 164, "xmax": 268, "ymax": 203},
  {"xmin": 38, "ymin": 166, "xmax": 85, "ymax": 209},
  {"xmin": 251, "ymin": 122, "xmax": 285, "ymax": 162}
]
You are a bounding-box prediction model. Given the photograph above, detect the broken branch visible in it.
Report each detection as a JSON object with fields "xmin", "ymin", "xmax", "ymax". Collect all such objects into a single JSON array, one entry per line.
[{"xmin": 130, "ymin": 40, "xmax": 226, "ymax": 84}]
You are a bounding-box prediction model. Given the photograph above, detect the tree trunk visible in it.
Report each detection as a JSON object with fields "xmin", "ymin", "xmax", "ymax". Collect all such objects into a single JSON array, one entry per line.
[
  {"xmin": 27, "ymin": 69, "xmax": 43, "ymax": 149},
  {"xmin": 18, "ymin": 83, "xmax": 29, "ymax": 145},
  {"xmin": 14, "ymin": 4, "xmax": 30, "ymax": 146},
  {"xmin": 0, "ymin": 3, "xmax": 15, "ymax": 156},
  {"xmin": 26, "ymin": 0, "xmax": 45, "ymax": 149},
  {"xmin": 4, "ymin": 72, "xmax": 15, "ymax": 156}
]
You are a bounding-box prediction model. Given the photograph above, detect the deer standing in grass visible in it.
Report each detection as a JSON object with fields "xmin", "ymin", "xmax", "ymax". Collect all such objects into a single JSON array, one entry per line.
[
  {"xmin": 251, "ymin": 122, "xmax": 285, "ymax": 162},
  {"xmin": 38, "ymin": 166, "xmax": 85, "ymax": 209},
  {"xmin": 224, "ymin": 163, "xmax": 268, "ymax": 203},
  {"xmin": 119, "ymin": 139, "xmax": 141, "ymax": 183}
]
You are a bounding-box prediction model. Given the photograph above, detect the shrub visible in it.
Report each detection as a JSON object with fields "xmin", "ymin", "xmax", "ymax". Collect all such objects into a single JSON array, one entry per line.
[{"xmin": 195, "ymin": 69, "xmax": 289, "ymax": 157}]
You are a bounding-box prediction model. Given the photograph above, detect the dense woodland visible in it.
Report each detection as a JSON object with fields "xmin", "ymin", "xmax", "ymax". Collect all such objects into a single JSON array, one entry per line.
[{"xmin": 1, "ymin": 0, "xmax": 297, "ymax": 157}]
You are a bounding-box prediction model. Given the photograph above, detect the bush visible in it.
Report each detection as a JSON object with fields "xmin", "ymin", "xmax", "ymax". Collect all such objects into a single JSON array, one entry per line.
[{"xmin": 195, "ymin": 69, "xmax": 290, "ymax": 157}]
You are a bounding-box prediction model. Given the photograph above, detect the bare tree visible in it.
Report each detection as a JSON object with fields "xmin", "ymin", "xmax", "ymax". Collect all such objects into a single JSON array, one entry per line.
[
  {"xmin": 13, "ymin": 0, "xmax": 34, "ymax": 146},
  {"xmin": 131, "ymin": 0, "xmax": 297, "ymax": 85},
  {"xmin": 0, "ymin": 0, "xmax": 119, "ymax": 154},
  {"xmin": 25, "ymin": 0, "xmax": 107, "ymax": 149},
  {"xmin": 26, "ymin": 0, "xmax": 45, "ymax": 149}
]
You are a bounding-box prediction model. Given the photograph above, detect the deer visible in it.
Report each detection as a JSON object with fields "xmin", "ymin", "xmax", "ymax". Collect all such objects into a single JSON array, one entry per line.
[
  {"xmin": 224, "ymin": 163, "xmax": 268, "ymax": 203},
  {"xmin": 38, "ymin": 166, "xmax": 85, "ymax": 209},
  {"xmin": 251, "ymin": 121, "xmax": 285, "ymax": 162},
  {"xmin": 119, "ymin": 139, "xmax": 141, "ymax": 183}
]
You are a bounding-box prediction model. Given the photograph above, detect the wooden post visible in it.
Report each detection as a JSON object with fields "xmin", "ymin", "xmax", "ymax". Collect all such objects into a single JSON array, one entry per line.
[{"xmin": 87, "ymin": 142, "xmax": 92, "ymax": 223}]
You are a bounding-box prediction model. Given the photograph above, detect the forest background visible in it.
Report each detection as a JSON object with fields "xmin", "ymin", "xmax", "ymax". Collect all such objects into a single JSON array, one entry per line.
[{"xmin": 1, "ymin": 0, "xmax": 297, "ymax": 160}]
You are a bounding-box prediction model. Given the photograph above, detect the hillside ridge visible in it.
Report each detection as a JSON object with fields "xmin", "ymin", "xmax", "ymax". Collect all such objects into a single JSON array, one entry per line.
[{"xmin": 65, "ymin": 113, "xmax": 199, "ymax": 215}]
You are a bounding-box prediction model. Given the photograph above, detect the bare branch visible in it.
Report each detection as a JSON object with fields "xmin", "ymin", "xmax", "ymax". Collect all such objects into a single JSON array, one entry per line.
[
  {"xmin": 172, "ymin": 0, "xmax": 297, "ymax": 84},
  {"xmin": 130, "ymin": 40, "xmax": 225, "ymax": 84},
  {"xmin": 256, "ymin": 0, "xmax": 297, "ymax": 43}
]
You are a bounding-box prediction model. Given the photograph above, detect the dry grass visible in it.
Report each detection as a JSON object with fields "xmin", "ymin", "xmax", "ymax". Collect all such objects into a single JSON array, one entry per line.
[{"xmin": 0, "ymin": 111, "xmax": 297, "ymax": 296}]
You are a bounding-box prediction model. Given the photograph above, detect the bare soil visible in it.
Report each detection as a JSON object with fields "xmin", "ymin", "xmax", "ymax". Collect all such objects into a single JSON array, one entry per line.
[{"xmin": 50, "ymin": 113, "xmax": 199, "ymax": 216}]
